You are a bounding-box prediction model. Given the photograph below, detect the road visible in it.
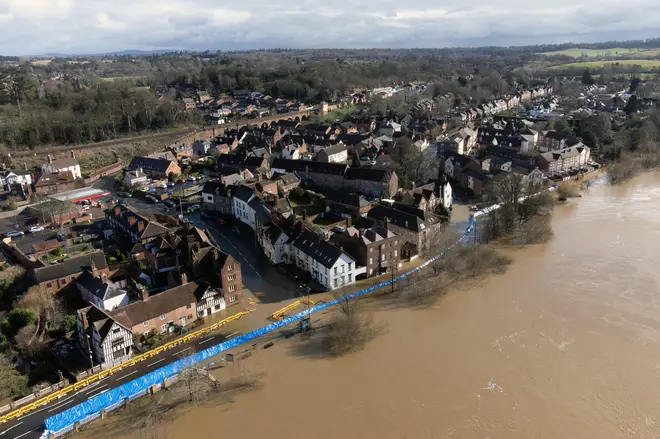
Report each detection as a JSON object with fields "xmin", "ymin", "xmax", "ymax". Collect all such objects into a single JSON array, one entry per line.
[{"xmin": 0, "ymin": 329, "xmax": 236, "ymax": 439}]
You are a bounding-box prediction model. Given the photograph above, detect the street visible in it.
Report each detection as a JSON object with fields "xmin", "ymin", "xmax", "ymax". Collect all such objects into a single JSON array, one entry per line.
[{"xmin": 0, "ymin": 329, "xmax": 235, "ymax": 439}]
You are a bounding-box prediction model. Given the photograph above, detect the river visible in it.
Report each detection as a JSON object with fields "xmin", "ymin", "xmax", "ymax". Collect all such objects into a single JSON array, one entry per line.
[{"xmin": 80, "ymin": 172, "xmax": 660, "ymax": 439}]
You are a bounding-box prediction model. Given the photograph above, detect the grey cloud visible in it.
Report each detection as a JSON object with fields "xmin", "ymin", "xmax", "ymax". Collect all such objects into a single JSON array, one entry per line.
[{"xmin": 0, "ymin": 0, "xmax": 659, "ymax": 55}]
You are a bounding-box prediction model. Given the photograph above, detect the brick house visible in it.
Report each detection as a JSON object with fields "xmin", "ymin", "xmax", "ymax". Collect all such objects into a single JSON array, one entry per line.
[
  {"xmin": 110, "ymin": 282, "xmax": 199, "ymax": 335},
  {"xmin": 343, "ymin": 168, "xmax": 398, "ymax": 198},
  {"xmin": 271, "ymin": 159, "xmax": 347, "ymax": 192},
  {"xmin": 202, "ymin": 181, "xmax": 235, "ymax": 215},
  {"xmin": 32, "ymin": 251, "xmax": 109, "ymax": 295},
  {"xmin": 335, "ymin": 225, "xmax": 401, "ymax": 278},
  {"xmin": 324, "ymin": 190, "xmax": 373, "ymax": 217},
  {"xmin": 127, "ymin": 156, "xmax": 181, "ymax": 179},
  {"xmin": 273, "ymin": 173, "xmax": 300, "ymax": 193},
  {"xmin": 537, "ymin": 131, "xmax": 569, "ymax": 152},
  {"xmin": 105, "ymin": 204, "xmax": 170, "ymax": 244},
  {"xmin": 167, "ymin": 144, "xmax": 194, "ymax": 161}
]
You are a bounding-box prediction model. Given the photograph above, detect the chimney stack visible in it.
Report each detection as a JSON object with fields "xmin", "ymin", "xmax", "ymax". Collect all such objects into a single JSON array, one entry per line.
[
  {"xmin": 23, "ymin": 162, "xmax": 27, "ymax": 171},
  {"xmin": 128, "ymin": 216, "xmax": 137, "ymax": 226},
  {"xmin": 346, "ymin": 216, "xmax": 352, "ymax": 228},
  {"xmin": 91, "ymin": 259, "xmax": 98, "ymax": 277},
  {"xmin": 48, "ymin": 155, "xmax": 53, "ymax": 164},
  {"xmin": 141, "ymin": 286, "xmax": 150, "ymax": 301},
  {"xmin": 70, "ymin": 150, "xmax": 75, "ymax": 159},
  {"xmin": 385, "ymin": 218, "xmax": 390, "ymax": 232},
  {"xmin": 180, "ymin": 272, "xmax": 188, "ymax": 285}
]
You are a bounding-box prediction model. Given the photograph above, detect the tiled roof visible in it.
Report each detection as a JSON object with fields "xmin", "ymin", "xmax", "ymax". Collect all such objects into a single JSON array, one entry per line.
[
  {"xmin": 111, "ymin": 282, "xmax": 199, "ymax": 327},
  {"xmin": 33, "ymin": 251, "xmax": 108, "ymax": 284}
]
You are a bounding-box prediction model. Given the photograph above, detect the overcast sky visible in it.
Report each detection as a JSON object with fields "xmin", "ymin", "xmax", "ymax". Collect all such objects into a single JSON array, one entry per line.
[{"xmin": 1, "ymin": 0, "xmax": 660, "ymax": 55}]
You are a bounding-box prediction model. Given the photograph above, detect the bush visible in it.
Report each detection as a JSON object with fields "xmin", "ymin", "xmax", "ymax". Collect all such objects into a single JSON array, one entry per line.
[
  {"xmin": 50, "ymin": 247, "xmax": 63, "ymax": 258},
  {"xmin": 556, "ymin": 183, "xmax": 581, "ymax": 201},
  {"xmin": 107, "ymin": 256, "xmax": 117, "ymax": 263}
]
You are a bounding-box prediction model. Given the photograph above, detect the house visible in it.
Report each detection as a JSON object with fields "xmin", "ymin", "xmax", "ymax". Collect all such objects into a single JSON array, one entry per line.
[
  {"xmin": 202, "ymin": 181, "xmax": 235, "ymax": 215},
  {"xmin": 395, "ymin": 178, "xmax": 452, "ymax": 213},
  {"xmin": 196, "ymin": 90, "xmax": 212, "ymax": 103},
  {"xmin": 537, "ymin": 131, "xmax": 569, "ymax": 152},
  {"xmin": 271, "ymin": 159, "xmax": 347, "ymax": 192},
  {"xmin": 324, "ymin": 191, "xmax": 373, "ymax": 218},
  {"xmin": 536, "ymin": 144, "xmax": 591, "ymax": 175},
  {"xmin": 76, "ymin": 304, "xmax": 133, "ymax": 366},
  {"xmin": 123, "ymin": 168, "xmax": 148, "ymax": 187},
  {"xmin": 232, "ymin": 185, "xmax": 258, "ymax": 229},
  {"xmin": 437, "ymin": 137, "xmax": 466, "ymax": 155},
  {"xmin": 343, "ymin": 168, "xmax": 398, "ymax": 198},
  {"xmin": 195, "ymin": 282, "xmax": 227, "ymax": 318},
  {"xmin": 274, "ymin": 173, "xmax": 300, "ymax": 193},
  {"xmin": 366, "ymin": 204, "xmax": 443, "ymax": 258},
  {"xmin": 292, "ymin": 229, "xmax": 365, "ymax": 290},
  {"xmin": 259, "ymin": 224, "xmax": 290, "ymax": 265},
  {"xmin": 110, "ymin": 282, "xmax": 199, "ymax": 335},
  {"xmin": 0, "ymin": 169, "xmax": 33, "ymax": 188},
  {"xmin": 41, "ymin": 152, "xmax": 82, "ymax": 180},
  {"xmin": 520, "ymin": 128, "xmax": 539, "ymax": 150},
  {"xmin": 127, "ymin": 156, "xmax": 181, "ymax": 179},
  {"xmin": 193, "ymin": 140, "xmax": 212, "ymax": 156},
  {"xmin": 464, "ymin": 170, "xmax": 491, "ymax": 197},
  {"xmin": 32, "ymin": 251, "xmax": 109, "ymax": 295},
  {"xmin": 76, "ymin": 265, "xmax": 129, "ymax": 311},
  {"xmin": 167, "ymin": 144, "xmax": 194, "ymax": 161},
  {"xmin": 335, "ymin": 225, "xmax": 401, "ymax": 277},
  {"xmin": 34, "ymin": 171, "xmax": 84, "ymax": 195},
  {"xmin": 105, "ymin": 204, "xmax": 170, "ymax": 244},
  {"xmin": 281, "ymin": 143, "xmax": 302, "ymax": 160},
  {"xmin": 316, "ymin": 144, "xmax": 348, "ymax": 163}
]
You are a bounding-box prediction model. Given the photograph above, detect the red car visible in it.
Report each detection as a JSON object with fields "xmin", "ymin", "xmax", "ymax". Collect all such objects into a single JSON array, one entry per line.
[{"xmin": 215, "ymin": 218, "xmax": 226, "ymax": 225}]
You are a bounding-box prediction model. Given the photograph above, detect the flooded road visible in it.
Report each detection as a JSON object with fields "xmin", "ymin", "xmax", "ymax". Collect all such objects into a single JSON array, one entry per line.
[{"xmin": 80, "ymin": 173, "xmax": 660, "ymax": 439}]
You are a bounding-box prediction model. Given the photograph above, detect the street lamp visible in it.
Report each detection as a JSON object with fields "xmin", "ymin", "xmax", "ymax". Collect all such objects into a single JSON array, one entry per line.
[{"xmin": 86, "ymin": 333, "xmax": 94, "ymax": 370}]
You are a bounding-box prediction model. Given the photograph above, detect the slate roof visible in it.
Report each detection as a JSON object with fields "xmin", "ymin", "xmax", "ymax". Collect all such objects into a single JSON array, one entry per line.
[
  {"xmin": 319, "ymin": 144, "xmax": 347, "ymax": 156},
  {"xmin": 275, "ymin": 173, "xmax": 300, "ymax": 186},
  {"xmin": 128, "ymin": 156, "xmax": 176, "ymax": 174},
  {"xmin": 76, "ymin": 268, "xmax": 126, "ymax": 301},
  {"xmin": 49, "ymin": 158, "xmax": 80, "ymax": 169},
  {"xmin": 293, "ymin": 229, "xmax": 352, "ymax": 269},
  {"xmin": 33, "ymin": 251, "xmax": 108, "ymax": 284},
  {"xmin": 344, "ymin": 167, "xmax": 392, "ymax": 183},
  {"xmin": 325, "ymin": 190, "xmax": 371, "ymax": 208},
  {"xmin": 367, "ymin": 205, "xmax": 428, "ymax": 233},
  {"xmin": 271, "ymin": 159, "xmax": 347, "ymax": 176},
  {"xmin": 202, "ymin": 181, "xmax": 232, "ymax": 197},
  {"xmin": 233, "ymin": 185, "xmax": 255, "ymax": 203}
]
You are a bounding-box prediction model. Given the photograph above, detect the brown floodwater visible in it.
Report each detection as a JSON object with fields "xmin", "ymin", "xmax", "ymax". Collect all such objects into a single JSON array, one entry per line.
[{"xmin": 81, "ymin": 172, "xmax": 660, "ymax": 439}]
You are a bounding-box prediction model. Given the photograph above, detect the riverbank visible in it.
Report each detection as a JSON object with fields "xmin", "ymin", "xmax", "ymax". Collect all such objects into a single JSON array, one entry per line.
[{"xmin": 72, "ymin": 172, "xmax": 660, "ymax": 439}]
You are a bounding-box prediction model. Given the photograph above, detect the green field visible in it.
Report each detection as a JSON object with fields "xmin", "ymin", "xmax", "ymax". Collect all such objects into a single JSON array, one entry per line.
[
  {"xmin": 549, "ymin": 59, "xmax": 660, "ymax": 70},
  {"xmin": 99, "ymin": 76, "xmax": 146, "ymax": 82},
  {"xmin": 540, "ymin": 47, "xmax": 660, "ymax": 58}
]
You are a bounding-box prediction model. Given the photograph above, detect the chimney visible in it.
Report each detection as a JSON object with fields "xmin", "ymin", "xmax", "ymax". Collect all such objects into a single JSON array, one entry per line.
[
  {"xmin": 385, "ymin": 218, "xmax": 390, "ymax": 232},
  {"xmin": 48, "ymin": 155, "xmax": 53, "ymax": 164},
  {"xmin": 91, "ymin": 259, "xmax": 98, "ymax": 277},
  {"xmin": 257, "ymin": 173, "xmax": 262, "ymax": 182},
  {"xmin": 140, "ymin": 286, "xmax": 150, "ymax": 301},
  {"xmin": 23, "ymin": 162, "xmax": 27, "ymax": 171},
  {"xmin": 346, "ymin": 217, "xmax": 352, "ymax": 228},
  {"xmin": 137, "ymin": 221, "xmax": 145, "ymax": 233},
  {"xmin": 128, "ymin": 216, "xmax": 137, "ymax": 226},
  {"xmin": 101, "ymin": 272, "xmax": 107, "ymax": 283},
  {"xmin": 180, "ymin": 272, "xmax": 188, "ymax": 285},
  {"xmin": 70, "ymin": 150, "xmax": 75, "ymax": 159}
]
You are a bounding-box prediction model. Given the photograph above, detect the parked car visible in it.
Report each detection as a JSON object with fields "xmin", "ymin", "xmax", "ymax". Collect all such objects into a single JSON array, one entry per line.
[
  {"xmin": 215, "ymin": 218, "xmax": 226, "ymax": 225},
  {"xmin": 5, "ymin": 231, "xmax": 24, "ymax": 238},
  {"xmin": 164, "ymin": 200, "xmax": 176, "ymax": 208},
  {"xmin": 118, "ymin": 192, "xmax": 132, "ymax": 198},
  {"xmin": 186, "ymin": 204, "xmax": 200, "ymax": 213},
  {"xmin": 187, "ymin": 176, "xmax": 197, "ymax": 182},
  {"xmin": 28, "ymin": 226, "xmax": 45, "ymax": 233},
  {"xmin": 167, "ymin": 182, "xmax": 175, "ymax": 187},
  {"xmin": 146, "ymin": 195, "xmax": 159, "ymax": 204}
]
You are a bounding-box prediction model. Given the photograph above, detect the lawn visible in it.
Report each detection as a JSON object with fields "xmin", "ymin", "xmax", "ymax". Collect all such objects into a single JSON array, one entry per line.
[
  {"xmin": 99, "ymin": 76, "xmax": 146, "ymax": 83},
  {"xmin": 549, "ymin": 59, "xmax": 660, "ymax": 70},
  {"xmin": 539, "ymin": 48, "xmax": 646, "ymax": 57}
]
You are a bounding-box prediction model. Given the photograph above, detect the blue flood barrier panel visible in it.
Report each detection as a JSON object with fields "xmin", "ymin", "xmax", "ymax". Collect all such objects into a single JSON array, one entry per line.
[{"xmin": 45, "ymin": 218, "xmax": 479, "ymax": 434}]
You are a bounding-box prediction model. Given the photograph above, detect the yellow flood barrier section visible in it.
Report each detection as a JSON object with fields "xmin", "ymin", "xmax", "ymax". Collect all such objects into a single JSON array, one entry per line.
[
  {"xmin": 271, "ymin": 298, "xmax": 315, "ymax": 320},
  {"xmin": 0, "ymin": 309, "xmax": 253, "ymax": 424}
]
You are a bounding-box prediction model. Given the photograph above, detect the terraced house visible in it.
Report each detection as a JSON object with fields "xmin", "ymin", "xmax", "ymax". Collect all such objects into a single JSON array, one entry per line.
[{"xmin": 104, "ymin": 204, "xmax": 170, "ymax": 244}]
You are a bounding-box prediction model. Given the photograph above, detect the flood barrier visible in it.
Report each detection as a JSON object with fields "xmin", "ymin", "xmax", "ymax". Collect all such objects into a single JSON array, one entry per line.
[{"xmin": 44, "ymin": 216, "xmax": 477, "ymax": 435}]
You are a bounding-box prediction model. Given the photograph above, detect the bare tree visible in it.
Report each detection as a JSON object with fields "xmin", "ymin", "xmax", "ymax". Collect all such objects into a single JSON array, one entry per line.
[
  {"xmin": 323, "ymin": 289, "xmax": 384, "ymax": 356},
  {"xmin": 17, "ymin": 286, "xmax": 65, "ymax": 342},
  {"xmin": 175, "ymin": 363, "xmax": 215, "ymax": 404},
  {"xmin": 14, "ymin": 324, "xmax": 47, "ymax": 358}
]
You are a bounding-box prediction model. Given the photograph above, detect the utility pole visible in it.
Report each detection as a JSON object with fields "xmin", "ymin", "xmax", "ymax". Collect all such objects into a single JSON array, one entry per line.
[{"xmin": 86, "ymin": 333, "xmax": 94, "ymax": 371}]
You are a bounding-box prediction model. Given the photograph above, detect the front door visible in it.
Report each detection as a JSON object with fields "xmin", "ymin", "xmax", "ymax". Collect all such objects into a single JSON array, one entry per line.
[{"xmin": 207, "ymin": 308, "xmax": 212, "ymax": 316}]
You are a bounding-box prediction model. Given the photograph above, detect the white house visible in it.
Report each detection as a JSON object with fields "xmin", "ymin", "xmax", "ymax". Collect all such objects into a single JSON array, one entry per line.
[
  {"xmin": 124, "ymin": 168, "xmax": 148, "ymax": 187},
  {"xmin": 76, "ymin": 304, "xmax": 133, "ymax": 366},
  {"xmin": 42, "ymin": 152, "xmax": 82, "ymax": 179},
  {"xmin": 0, "ymin": 169, "xmax": 33, "ymax": 187},
  {"xmin": 196, "ymin": 284, "xmax": 226, "ymax": 318},
  {"xmin": 282, "ymin": 143, "xmax": 301, "ymax": 160},
  {"xmin": 292, "ymin": 229, "xmax": 365, "ymax": 290},
  {"xmin": 439, "ymin": 178, "xmax": 452, "ymax": 210},
  {"xmin": 316, "ymin": 144, "xmax": 348, "ymax": 163},
  {"xmin": 75, "ymin": 266, "xmax": 129, "ymax": 311},
  {"xmin": 232, "ymin": 185, "xmax": 258, "ymax": 230},
  {"xmin": 259, "ymin": 225, "xmax": 290, "ymax": 265}
]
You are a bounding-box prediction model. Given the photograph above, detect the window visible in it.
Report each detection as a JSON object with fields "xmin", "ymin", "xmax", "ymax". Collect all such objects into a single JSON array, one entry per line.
[
  {"xmin": 228, "ymin": 274, "xmax": 236, "ymax": 281},
  {"xmin": 186, "ymin": 304, "xmax": 191, "ymax": 309},
  {"xmin": 348, "ymin": 274, "xmax": 352, "ymax": 282},
  {"xmin": 370, "ymin": 247, "xmax": 373, "ymax": 253},
  {"xmin": 382, "ymin": 254, "xmax": 386, "ymax": 261},
  {"xmin": 334, "ymin": 279, "xmax": 338, "ymax": 288},
  {"xmin": 143, "ymin": 322, "xmax": 148, "ymax": 327},
  {"xmin": 333, "ymin": 267, "xmax": 337, "ymax": 275},
  {"xmin": 394, "ymin": 240, "xmax": 398, "ymax": 246},
  {"xmin": 394, "ymin": 250, "xmax": 398, "ymax": 257},
  {"xmin": 161, "ymin": 324, "xmax": 168, "ymax": 332},
  {"xmin": 341, "ymin": 265, "xmax": 345, "ymax": 273},
  {"xmin": 47, "ymin": 282, "xmax": 52, "ymax": 288},
  {"xmin": 112, "ymin": 328, "xmax": 121, "ymax": 334},
  {"xmin": 348, "ymin": 262, "xmax": 352, "ymax": 270},
  {"xmin": 228, "ymin": 285, "xmax": 236, "ymax": 292},
  {"xmin": 227, "ymin": 265, "xmax": 233, "ymax": 271},
  {"xmin": 369, "ymin": 258, "xmax": 373, "ymax": 265},
  {"xmin": 160, "ymin": 314, "xmax": 166, "ymax": 320},
  {"xmin": 188, "ymin": 314, "xmax": 193, "ymax": 320},
  {"xmin": 215, "ymin": 304, "xmax": 221, "ymax": 310},
  {"xmin": 229, "ymin": 295, "xmax": 237, "ymax": 302}
]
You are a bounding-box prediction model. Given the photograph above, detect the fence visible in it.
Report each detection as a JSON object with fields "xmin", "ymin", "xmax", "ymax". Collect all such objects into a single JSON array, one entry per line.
[
  {"xmin": 42, "ymin": 215, "xmax": 478, "ymax": 436},
  {"xmin": 0, "ymin": 310, "xmax": 252, "ymax": 425}
]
